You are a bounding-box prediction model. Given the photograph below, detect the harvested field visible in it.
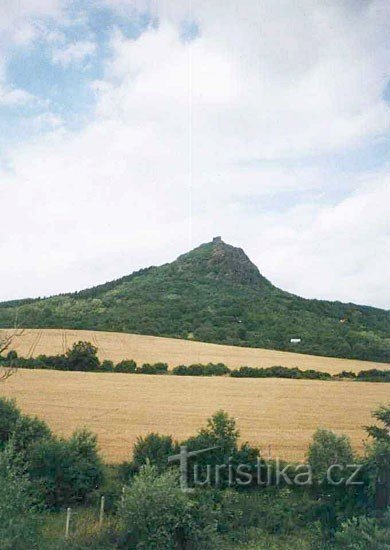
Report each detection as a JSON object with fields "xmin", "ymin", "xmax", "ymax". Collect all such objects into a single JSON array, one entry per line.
[
  {"xmin": 1, "ymin": 368, "xmax": 389, "ymax": 462},
  {"xmin": 2, "ymin": 328, "xmax": 388, "ymax": 374}
]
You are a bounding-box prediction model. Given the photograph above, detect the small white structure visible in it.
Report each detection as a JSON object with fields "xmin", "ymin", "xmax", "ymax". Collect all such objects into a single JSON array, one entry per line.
[{"xmin": 290, "ymin": 338, "xmax": 301, "ymax": 344}]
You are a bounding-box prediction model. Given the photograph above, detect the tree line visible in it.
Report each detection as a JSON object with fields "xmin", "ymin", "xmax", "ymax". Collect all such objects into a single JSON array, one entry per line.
[{"xmin": 1, "ymin": 340, "xmax": 389, "ymax": 382}]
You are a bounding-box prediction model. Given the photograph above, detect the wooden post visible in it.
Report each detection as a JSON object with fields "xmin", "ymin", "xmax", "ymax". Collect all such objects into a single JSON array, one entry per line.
[
  {"xmin": 65, "ymin": 507, "xmax": 71, "ymax": 540},
  {"xmin": 268, "ymin": 444, "xmax": 272, "ymax": 460},
  {"xmin": 121, "ymin": 486, "xmax": 126, "ymax": 504},
  {"xmin": 99, "ymin": 496, "xmax": 105, "ymax": 529}
]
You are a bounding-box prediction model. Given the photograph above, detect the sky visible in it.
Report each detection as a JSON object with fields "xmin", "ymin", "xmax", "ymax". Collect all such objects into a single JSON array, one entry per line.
[{"xmin": 0, "ymin": 0, "xmax": 389, "ymax": 308}]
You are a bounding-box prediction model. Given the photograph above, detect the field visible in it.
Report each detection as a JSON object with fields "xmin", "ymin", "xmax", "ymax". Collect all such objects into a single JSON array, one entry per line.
[
  {"xmin": 1, "ymin": 368, "xmax": 389, "ymax": 462},
  {"xmin": 2, "ymin": 328, "xmax": 389, "ymax": 374}
]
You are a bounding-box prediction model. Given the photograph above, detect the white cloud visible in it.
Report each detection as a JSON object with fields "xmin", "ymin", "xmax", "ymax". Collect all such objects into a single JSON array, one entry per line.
[
  {"xmin": 0, "ymin": 84, "xmax": 35, "ymax": 106},
  {"xmin": 0, "ymin": 1, "xmax": 389, "ymax": 308},
  {"xmin": 52, "ymin": 40, "xmax": 97, "ymax": 67}
]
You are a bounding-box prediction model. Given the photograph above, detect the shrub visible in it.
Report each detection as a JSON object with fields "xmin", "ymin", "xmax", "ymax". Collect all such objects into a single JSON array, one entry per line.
[
  {"xmin": 27, "ymin": 429, "xmax": 104, "ymax": 509},
  {"xmin": 357, "ymin": 369, "xmax": 390, "ymax": 382},
  {"xmin": 231, "ymin": 365, "xmax": 332, "ymax": 380},
  {"xmin": 118, "ymin": 465, "xmax": 218, "ymax": 549},
  {"xmin": 131, "ymin": 433, "xmax": 179, "ymax": 474},
  {"xmin": 0, "ymin": 398, "xmax": 21, "ymax": 448},
  {"xmin": 0, "ymin": 450, "xmax": 39, "ymax": 549},
  {"xmin": 364, "ymin": 404, "xmax": 390, "ymax": 510},
  {"xmin": 101, "ymin": 360, "xmax": 115, "ymax": 372},
  {"xmin": 172, "ymin": 363, "xmax": 230, "ymax": 376},
  {"xmin": 8, "ymin": 414, "xmax": 52, "ymax": 457},
  {"xmin": 307, "ymin": 428, "xmax": 355, "ymax": 485},
  {"xmin": 136, "ymin": 362, "xmax": 168, "ymax": 374},
  {"xmin": 334, "ymin": 516, "xmax": 390, "ymax": 548},
  {"xmin": 115, "ymin": 360, "xmax": 137, "ymax": 373}
]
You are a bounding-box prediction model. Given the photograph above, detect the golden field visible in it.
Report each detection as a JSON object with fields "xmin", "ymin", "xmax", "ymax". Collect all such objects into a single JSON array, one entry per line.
[
  {"xmin": 2, "ymin": 328, "xmax": 389, "ymax": 374},
  {"xmin": 0, "ymin": 368, "xmax": 389, "ymax": 462}
]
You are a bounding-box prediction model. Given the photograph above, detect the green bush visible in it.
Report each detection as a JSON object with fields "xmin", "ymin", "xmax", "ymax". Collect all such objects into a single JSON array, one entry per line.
[
  {"xmin": 231, "ymin": 365, "xmax": 331, "ymax": 380},
  {"xmin": 173, "ymin": 363, "xmax": 230, "ymax": 376},
  {"xmin": 357, "ymin": 369, "xmax": 390, "ymax": 382},
  {"xmin": 0, "ymin": 450, "xmax": 39, "ymax": 549},
  {"xmin": 131, "ymin": 433, "xmax": 179, "ymax": 473},
  {"xmin": 27, "ymin": 429, "xmax": 104, "ymax": 509},
  {"xmin": 115, "ymin": 360, "xmax": 137, "ymax": 373},
  {"xmin": 334, "ymin": 516, "xmax": 390, "ymax": 549},
  {"xmin": 0, "ymin": 398, "xmax": 21, "ymax": 448},
  {"xmin": 136, "ymin": 362, "xmax": 168, "ymax": 374},
  {"xmin": 307, "ymin": 428, "xmax": 355, "ymax": 485},
  {"xmin": 118, "ymin": 465, "xmax": 218, "ymax": 549},
  {"xmin": 101, "ymin": 360, "xmax": 115, "ymax": 372},
  {"xmin": 8, "ymin": 414, "xmax": 52, "ymax": 457}
]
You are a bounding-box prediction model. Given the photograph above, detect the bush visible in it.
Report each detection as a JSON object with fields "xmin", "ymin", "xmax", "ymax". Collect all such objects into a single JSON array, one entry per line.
[
  {"xmin": 364, "ymin": 404, "xmax": 390, "ymax": 510},
  {"xmin": 334, "ymin": 515, "xmax": 390, "ymax": 549},
  {"xmin": 27, "ymin": 429, "xmax": 104, "ymax": 509},
  {"xmin": 8, "ymin": 414, "xmax": 52, "ymax": 457},
  {"xmin": 0, "ymin": 450, "xmax": 39, "ymax": 549},
  {"xmin": 0, "ymin": 398, "xmax": 21, "ymax": 448},
  {"xmin": 357, "ymin": 369, "xmax": 390, "ymax": 382},
  {"xmin": 118, "ymin": 465, "xmax": 218, "ymax": 549},
  {"xmin": 115, "ymin": 360, "xmax": 137, "ymax": 373},
  {"xmin": 136, "ymin": 363, "xmax": 168, "ymax": 374},
  {"xmin": 307, "ymin": 428, "xmax": 355, "ymax": 485},
  {"xmin": 172, "ymin": 363, "xmax": 230, "ymax": 376},
  {"xmin": 231, "ymin": 365, "xmax": 331, "ymax": 380},
  {"xmin": 101, "ymin": 360, "xmax": 115, "ymax": 372},
  {"xmin": 130, "ymin": 433, "xmax": 179, "ymax": 474}
]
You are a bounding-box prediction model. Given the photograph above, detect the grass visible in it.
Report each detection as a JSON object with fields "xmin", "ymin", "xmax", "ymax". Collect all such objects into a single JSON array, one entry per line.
[
  {"xmin": 1, "ymin": 368, "xmax": 388, "ymax": 463},
  {"xmin": 2, "ymin": 328, "xmax": 389, "ymax": 374}
]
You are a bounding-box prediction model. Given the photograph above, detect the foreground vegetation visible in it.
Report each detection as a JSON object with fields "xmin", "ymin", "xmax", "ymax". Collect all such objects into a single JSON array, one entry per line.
[
  {"xmin": 2, "ymin": 340, "xmax": 388, "ymax": 382},
  {"xmin": 0, "ymin": 396, "xmax": 389, "ymax": 549},
  {"xmin": 0, "ymin": 240, "xmax": 389, "ymax": 362}
]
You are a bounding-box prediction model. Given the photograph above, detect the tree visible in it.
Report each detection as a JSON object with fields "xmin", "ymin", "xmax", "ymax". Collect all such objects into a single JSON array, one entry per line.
[
  {"xmin": 65, "ymin": 341, "xmax": 100, "ymax": 371},
  {"xmin": 365, "ymin": 404, "xmax": 390, "ymax": 442},
  {"xmin": 365, "ymin": 404, "xmax": 390, "ymax": 510},
  {"xmin": 131, "ymin": 433, "xmax": 179, "ymax": 473},
  {"xmin": 307, "ymin": 429, "xmax": 355, "ymax": 485}
]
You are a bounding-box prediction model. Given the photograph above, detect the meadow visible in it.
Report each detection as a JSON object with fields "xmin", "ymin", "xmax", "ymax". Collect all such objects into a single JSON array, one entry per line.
[
  {"xmin": 1, "ymin": 367, "xmax": 389, "ymax": 463},
  {"xmin": 2, "ymin": 328, "xmax": 388, "ymax": 374}
]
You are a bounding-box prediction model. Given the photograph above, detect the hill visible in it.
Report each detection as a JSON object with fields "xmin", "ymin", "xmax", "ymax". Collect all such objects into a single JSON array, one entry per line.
[{"xmin": 0, "ymin": 237, "xmax": 389, "ymax": 362}]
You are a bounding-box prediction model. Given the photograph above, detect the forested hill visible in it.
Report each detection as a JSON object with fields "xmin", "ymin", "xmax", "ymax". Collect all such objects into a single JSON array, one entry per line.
[{"xmin": 0, "ymin": 238, "xmax": 389, "ymax": 362}]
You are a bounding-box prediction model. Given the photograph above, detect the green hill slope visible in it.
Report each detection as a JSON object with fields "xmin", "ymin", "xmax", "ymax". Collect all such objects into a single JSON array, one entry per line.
[{"xmin": 0, "ymin": 237, "xmax": 389, "ymax": 362}]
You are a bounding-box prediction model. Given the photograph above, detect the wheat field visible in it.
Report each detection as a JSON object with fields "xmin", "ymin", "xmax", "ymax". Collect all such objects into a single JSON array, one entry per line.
[
  {"xmin": 2, "ymin": 328, "xmax": 388, "ymax": 374},
  {"xmin": 1, "ymin": 368, "xmax": 389, "ymax": 462}
]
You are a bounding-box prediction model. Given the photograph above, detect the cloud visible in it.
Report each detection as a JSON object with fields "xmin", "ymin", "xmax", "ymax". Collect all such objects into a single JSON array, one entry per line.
[
  {"xmin": 0, "ymin": 0, "xmax": 389, "ymax": 308},
  {"xmin": 0, "ymin": 84, "xmax": 35, "ymax": 105},
  {"xmin": 52, "ymin": 40, "xmax": 97, "ymax": 67}
]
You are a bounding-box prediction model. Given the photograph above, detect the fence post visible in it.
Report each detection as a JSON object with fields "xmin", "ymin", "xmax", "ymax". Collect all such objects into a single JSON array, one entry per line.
[
  {"xmin": 65, "ymin": 507, "xmax": 71, "ymax": 540},
  {"xmin": 99, "ymin": 496, "xmax": 105, "ymax": 529}
]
